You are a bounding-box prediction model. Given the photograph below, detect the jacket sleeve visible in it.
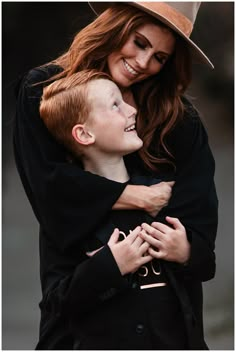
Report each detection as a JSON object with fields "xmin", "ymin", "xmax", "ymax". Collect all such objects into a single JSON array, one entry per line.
[
  {"xmin": 13, "ymin": 67, "xmax": 127, "ymax": 251},
  {"xmin": 41, "ymin": 245, "xmax": 130, "ymax": 318},
  {"xmin": 155, "ymin": 100, "xmax": 218, "ymax": 282}
]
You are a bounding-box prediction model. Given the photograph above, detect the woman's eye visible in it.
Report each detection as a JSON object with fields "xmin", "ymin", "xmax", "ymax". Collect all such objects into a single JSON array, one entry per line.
[
  {"xmin": 155, "ymin": 56, "xmax": 167, "ymax": 65},
  {"xmin": 134, "ymin": 39, "xmax": 146, "ymax": 49}
]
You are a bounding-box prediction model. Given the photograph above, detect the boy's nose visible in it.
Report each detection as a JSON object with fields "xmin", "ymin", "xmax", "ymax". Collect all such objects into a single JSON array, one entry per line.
[{"xmin": 126, "ymin": 103, "xmax": 137, "ymax": 119}]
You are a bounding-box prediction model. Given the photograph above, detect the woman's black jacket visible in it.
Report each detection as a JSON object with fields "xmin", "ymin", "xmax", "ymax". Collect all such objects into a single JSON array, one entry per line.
[{"xmin": 13, "ymin": 64, "xmax": 218, "ymax": 349}]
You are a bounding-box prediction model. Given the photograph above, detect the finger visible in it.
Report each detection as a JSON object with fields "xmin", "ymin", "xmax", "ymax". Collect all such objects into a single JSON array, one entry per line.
[
  {"xmin": 133, "ymin": 231, "xmax": 145, "ymax": 247},
  {"xmin": 86, "ymin": 246, "xmax": 104, "ymax": 257},
  {"xmin": 142, "ymin": 222, "xmax": 166, "ymax": 239},
  {"xmin": 140, "ymin": 254, "xmax": 153, "ymax": 265},
  {"xmin": 150, "ymin": 221, "xmax": 170, "ymax": 234},
  {"xmin": 166, "ymin": 181, "xmax": 175, "ymax": 187},
  {"xmin": 149, "ymin": 182, "xmax": 162, "ymax": 188},
  {"xmin": 139, "ymin": 230, "xmax": 162, "ymax": 249},
  {"xmin": 139, "ymin": 241, "xmax": 150, "ymax": 255},
  {"xmin": 141, "ymin": 223, "xmax": 156, "ymax": 234},
  {"xmin": 149, "ymin": 181, "xmax": 168, "ymax": 190},
  {"xmin": 108, "ymin": 228, "xmax": 120, "ymax": 245},
  {"xmin": 127, "ymin": 226, "xmax": 141, "ymax": 243},
  {"xmin": 149, "ymin": 211, "xmax": 158, "ymax": 218},
  {"xmin": 148, "ymin": 247, "xmax": 163, "ymax": 259},
  {"xmin": 165, "ymin": 216, "xmax": 183, "ymax": 230}
]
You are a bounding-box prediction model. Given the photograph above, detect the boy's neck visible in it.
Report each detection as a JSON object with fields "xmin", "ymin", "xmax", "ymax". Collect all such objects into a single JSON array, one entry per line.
[{"xmin": 83, "ymin": 155, "xmax": 130, "ymax": 183}]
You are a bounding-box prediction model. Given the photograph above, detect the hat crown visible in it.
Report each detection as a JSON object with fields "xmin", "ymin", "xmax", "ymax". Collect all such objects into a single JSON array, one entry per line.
[
  {"xmin": 165, "ymin": 2, "xmax": 201, "ymax": 24},
  {"xmin": 133, "ymin": 2, "xmax": 201, "ymax": 36},
  {"xmin": 88, "ymin": 1, "xmax": 214, "ymax": 69}
]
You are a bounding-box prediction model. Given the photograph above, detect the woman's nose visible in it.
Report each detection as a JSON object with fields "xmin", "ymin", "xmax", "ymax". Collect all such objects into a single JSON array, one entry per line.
[{"xmin": 135, "ymin": 52, "xmax": 150, "ymax": 70}]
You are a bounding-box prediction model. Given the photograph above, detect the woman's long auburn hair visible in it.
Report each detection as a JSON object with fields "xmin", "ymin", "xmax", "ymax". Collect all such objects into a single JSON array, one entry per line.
[{"xmin": 50, "ymin": 4, "xmax": 192, "ymax": 171}]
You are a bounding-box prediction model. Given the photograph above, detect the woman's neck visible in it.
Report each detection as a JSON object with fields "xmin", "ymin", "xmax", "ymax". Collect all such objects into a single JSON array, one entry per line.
[
  {"xmin": 83, "ymin": 156, "xmax": 130, "ymax": 183},
  {"xmin": 121, "ymin": 88, "xmax": 137, "ymax": 110}
]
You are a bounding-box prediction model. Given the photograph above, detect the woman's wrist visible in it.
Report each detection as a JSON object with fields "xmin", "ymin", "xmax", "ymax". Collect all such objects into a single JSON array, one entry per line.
[
  {"xmin": 112, "ymin": 182, "xmax": 173, "ymax": 216},
  {"xmin": 112, "ymin": 184, "xmax": 148, "ymax": 211}
]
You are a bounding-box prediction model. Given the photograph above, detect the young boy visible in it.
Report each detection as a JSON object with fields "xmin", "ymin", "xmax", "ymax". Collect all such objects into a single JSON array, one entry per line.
[
  {"xmin": 40, "ymin": 70, "xmax": 153, "ymax": 273},
  {"xmin": 39, "ymin": 70, "xmax": 189, "ymax": 350}
]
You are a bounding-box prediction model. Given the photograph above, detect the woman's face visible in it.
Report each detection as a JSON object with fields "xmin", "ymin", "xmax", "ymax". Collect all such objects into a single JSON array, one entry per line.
[{"xmin": 107, "ymin": 22, "xmax": 176, "ymax": 88}]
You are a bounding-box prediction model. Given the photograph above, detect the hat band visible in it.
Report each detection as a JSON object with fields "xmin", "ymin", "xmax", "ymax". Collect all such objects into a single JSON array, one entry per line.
[{"xmin": 137, "ymin": 2, "xmax": 193, "ymax": 37}]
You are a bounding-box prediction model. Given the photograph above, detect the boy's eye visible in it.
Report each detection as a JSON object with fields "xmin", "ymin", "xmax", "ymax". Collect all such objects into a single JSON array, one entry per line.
[{"xmin": 112, "ymin": 102, "xmax": 119, "ymax": 110}]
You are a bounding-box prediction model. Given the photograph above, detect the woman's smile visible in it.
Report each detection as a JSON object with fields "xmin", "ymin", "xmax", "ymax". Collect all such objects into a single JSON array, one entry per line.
[
  {"xmin": 107, "ymin": 22, "xmax": 176, "ymax": 88},
  {"xmin": 123, "ymin": 59, "xmax": 139, "ymax": 76}
]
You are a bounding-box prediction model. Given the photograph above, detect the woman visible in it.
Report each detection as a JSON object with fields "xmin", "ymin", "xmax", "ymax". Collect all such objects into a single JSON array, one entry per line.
[{"xmin": 13, "ymin": 2, "xmax": 218, "ymax": 350}]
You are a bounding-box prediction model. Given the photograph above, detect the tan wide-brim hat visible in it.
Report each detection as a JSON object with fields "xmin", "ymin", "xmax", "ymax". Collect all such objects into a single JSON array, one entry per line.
[{"xmin": 89, "ymin": 1, "xmax": 214, "ymax": 69}]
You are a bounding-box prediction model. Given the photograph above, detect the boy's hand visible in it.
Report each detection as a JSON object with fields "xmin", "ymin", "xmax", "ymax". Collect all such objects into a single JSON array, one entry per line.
[
  {"xmin": 140, "ymin": 216, "xmax": 190, "ymax": 264},
  {"xmin": 108, "ymin": 227, "xmax": 152, "ymax": 276}
]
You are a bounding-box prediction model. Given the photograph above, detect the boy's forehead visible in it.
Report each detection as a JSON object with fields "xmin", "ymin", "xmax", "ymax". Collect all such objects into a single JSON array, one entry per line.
[{"xmin": 88, "ymin": 79, "xmax": 118, "ymax": 100}]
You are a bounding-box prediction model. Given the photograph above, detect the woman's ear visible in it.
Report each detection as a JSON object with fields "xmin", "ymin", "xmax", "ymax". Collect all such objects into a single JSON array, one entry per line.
[{"xmin": 72, "ymin": 124, "xmax": 95, "ymax": 146}]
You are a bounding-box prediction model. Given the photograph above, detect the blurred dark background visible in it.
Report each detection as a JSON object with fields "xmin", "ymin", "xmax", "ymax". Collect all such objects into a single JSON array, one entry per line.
[{"xmin": 2, "ymin": 2, "xmax": 234, "ymax": 350}]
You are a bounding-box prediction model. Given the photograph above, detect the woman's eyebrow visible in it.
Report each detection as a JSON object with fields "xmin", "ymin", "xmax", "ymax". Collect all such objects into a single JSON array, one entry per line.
[
  {"xmin": 135, "ymin": 31, "xmax": 153, "ymax": 48},
  {"xmin": 135, "ymin": 31, "xmax": 171, "ymax": 57}
]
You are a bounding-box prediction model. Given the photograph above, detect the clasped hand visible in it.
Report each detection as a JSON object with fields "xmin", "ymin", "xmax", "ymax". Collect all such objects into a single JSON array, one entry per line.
[
  {"xmin": 86, "ymin": 226, "xmax": 152, "ymax": 276},
  {"xmin": 87, "ymin": 217, "xmax": 190, "ymax": 276},
  {"xmin": 140, "ymin": 216, "xmax": 190, "ymax": 264},
  {"xmin": 107, "ymin": 227, "xmax": 152, "ymax": 276}
]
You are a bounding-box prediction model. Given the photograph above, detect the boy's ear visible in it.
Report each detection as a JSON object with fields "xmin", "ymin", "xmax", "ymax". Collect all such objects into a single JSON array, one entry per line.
[{"xmin": 72, "ymin": 124, "xmax": 95, "ymax": 146}]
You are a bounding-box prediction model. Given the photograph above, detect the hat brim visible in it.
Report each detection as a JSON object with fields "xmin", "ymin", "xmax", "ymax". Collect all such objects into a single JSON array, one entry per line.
[{"xmin": 89, "ymin": 1, "xmax": 214, "ymax": 69}]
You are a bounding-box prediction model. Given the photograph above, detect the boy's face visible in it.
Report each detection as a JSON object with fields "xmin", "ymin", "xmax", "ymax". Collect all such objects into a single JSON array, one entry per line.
[{"xmin": 86, "ymin": 79, "xmax": 143, "ymax": 156}]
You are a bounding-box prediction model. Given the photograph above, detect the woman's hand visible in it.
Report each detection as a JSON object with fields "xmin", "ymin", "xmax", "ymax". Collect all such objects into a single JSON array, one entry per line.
[
  {"xmin": 140, "ymin": 217, "xmax": 190, "ymax": 264},
  {"xmin": 108, "ymin": 227, "xmax": 152, "ymax": 276},
  {"xmin": 147, "ymin": 181, "xmax": 175, "ymax": 217},
  {"xmin": 112, "ymin": 181, "xmax": 175, "ymax": 217}
]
